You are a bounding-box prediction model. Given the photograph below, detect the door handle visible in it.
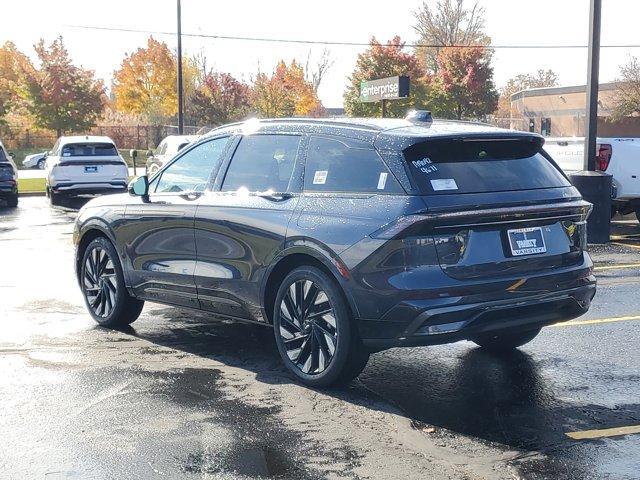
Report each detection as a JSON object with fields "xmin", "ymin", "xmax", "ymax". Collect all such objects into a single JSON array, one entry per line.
[
  {"xmin": 181, "ymin": 192, "xmax": 203, "ymax": 201},
  {"xmin": 257, "ymin": 192, "xmax": 293, "ymax": 202}
]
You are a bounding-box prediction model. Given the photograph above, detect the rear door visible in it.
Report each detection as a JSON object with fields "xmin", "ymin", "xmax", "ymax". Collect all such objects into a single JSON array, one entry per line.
[
  {"xmin": 402, "ymin": 137, "xmax": 588, "ymax": 280},
  {"xmin": 123, "ymin": 137, "xmax": 231, "ymax": 308},
  {"xmin": 194, "ymin": 133, "xmax": 303, "ymax": 321}
]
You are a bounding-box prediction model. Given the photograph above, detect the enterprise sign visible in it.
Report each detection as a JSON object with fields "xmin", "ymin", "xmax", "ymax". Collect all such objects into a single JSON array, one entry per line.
[{"xmin": 359, "ymin": 76, "xmax": 410, "ymax": 103}]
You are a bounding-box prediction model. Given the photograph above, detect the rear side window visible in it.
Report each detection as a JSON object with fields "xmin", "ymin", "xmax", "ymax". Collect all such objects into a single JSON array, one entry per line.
[
  {"xmin": 0, "ymin": 148, "xmax": 6, "ymax": 161},
  {"xmin": 404, "ymin": 139, "xmax": 570, "ymax": 194},
  {"xmin": 221, "ymin": 135, "xmax": 301, "ymax": 192},
  {"xmin": 61, "ymin": 143, "xmax": 118, "ymax": 157},
  {"xmin": 304, "ymin": 136, "xmax": 402, "ymax": 194}
]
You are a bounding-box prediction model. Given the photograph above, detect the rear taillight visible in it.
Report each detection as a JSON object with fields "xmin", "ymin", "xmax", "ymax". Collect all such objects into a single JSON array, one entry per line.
[{"xmin": 596, "ymin": 143, "xmax": 612, "ymax": 171}]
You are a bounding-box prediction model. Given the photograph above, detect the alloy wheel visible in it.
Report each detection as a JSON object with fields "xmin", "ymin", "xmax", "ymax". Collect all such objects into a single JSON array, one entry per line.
[
  {"xmin": 278, "ymin": 280, "xmax": 338, "ymax": 375},
  {"xmin": 83, "ymin": 246, "xmax": 117, "ymax": 318}
]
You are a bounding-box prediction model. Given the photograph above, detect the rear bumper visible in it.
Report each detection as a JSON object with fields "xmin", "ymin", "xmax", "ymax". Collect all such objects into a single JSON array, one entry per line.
[
  {"xmin": 359, "ymin": 283, "xmax": 595, "ymax": 349},
  {"xmin": 0, "ymin": 182, "xmax": 18, "ymax": 196},
  {"xmin": 50, "ymin": 182, "xmax": 127, "ymax": 196},
  {"xmin": 355, "ymin": 256, "xmax": 596, "ymax": 350}
]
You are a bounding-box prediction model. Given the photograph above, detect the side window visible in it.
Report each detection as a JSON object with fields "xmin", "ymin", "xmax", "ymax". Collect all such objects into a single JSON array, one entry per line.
[
  {"xmin": 304, "ymin": 136, "xmax": 402, "ymax": 193},
  {"xmin": 221, "ymin": 135, "xmax": 301, "ymax": 192},
  {"xmin": 154, "ymin": 137, "xmax": 229, "ymax": 194}
]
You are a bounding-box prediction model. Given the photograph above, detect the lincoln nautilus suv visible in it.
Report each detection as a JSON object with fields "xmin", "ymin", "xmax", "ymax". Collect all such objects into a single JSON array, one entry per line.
[{"xmin": 73, "ymin": 114, "xmax": 596, "ymax": 387}]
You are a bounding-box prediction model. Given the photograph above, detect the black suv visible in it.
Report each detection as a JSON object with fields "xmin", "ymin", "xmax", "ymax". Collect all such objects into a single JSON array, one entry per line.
[
  {"xmin": 73, "ymin": 116, "xmax": 596, "ymax": 386},
  {"xmin": 0, "ymin": 141, "xmax": 18, "ymax": 207}
]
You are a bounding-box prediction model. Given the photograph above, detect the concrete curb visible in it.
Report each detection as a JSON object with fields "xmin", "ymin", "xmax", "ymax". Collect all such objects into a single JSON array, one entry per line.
[{"xmin": 19, "ymin": 192, "xmax": 46, "ymax": 197}]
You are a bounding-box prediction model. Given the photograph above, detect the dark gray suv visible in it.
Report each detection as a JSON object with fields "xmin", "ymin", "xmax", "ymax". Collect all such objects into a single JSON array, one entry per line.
[{"xmin": 73, "ymin": 116, "xmax": 596, "ymax": 386}]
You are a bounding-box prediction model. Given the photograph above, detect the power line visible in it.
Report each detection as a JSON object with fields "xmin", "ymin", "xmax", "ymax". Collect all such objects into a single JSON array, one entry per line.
[{"xmin": 64, "ymin": 24, "xmax": 640, "ymax": 49}]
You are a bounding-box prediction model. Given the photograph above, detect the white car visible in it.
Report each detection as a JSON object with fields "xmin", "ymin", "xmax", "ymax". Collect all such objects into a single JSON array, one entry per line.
[
  {"xmin": 45, "ymin": 136, "xmax": 129, "ymax": 205},
  {"xmin": 23, "ymin": 151, "xmax": 47, "ymax": 169},
  {"xmin": 146, "ymin": 135, "xmax": 198, "ymax": 175},
  {"xmin": 545, "ymin": 137, "xmax": 640, "ymax": 220}
]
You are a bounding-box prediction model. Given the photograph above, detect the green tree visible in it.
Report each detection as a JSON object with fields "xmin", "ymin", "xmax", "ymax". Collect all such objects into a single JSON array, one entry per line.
[
  {"xmin": 190, "ymin": 72, "xmax": 251, "ymax": 126},
  {"xmin": 22, "ymin": 37, "xmax": 104, "ymax": 136},
  {"xmin": 344, "ymin": 36, "xmax": 431, "ymax": 118},
  {"xmin": 413, "ymin": 0, "xmax": 490, "ymax": 73},
  {"xmin": 429, "ymin": 46, "xmax": 498, "ymax": 120},
  {"xmin": 611, "ymin": 56, "xmax": 640, "ymax": 120}
]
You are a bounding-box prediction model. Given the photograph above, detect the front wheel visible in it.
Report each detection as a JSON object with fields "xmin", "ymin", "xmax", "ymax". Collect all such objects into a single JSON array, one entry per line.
[
  {"xmin": 473, "ymin": 327, "xmax": 541, "ymax": 352},
  {"xmin": 80, "ymin": 236, "xmax": 144, "ymax": 327},
  {"xmin": 273, "ymin": 266, "xmax": 369, "ymax": 387}
]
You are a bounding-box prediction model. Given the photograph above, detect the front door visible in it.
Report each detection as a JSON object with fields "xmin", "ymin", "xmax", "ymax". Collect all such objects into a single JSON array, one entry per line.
[
  {"xmin": 194, "ymin": 133, "xmax": 303, "ymax": 321},
  {"xmin": 124, "ymin": 137, "xmax": 231, "ymax": 308}
]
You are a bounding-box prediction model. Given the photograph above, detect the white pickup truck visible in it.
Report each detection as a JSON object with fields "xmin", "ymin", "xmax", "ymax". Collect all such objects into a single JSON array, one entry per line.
[{"xmin": 544, "ymin": 137, "xmax": 640, "ymax": 221}]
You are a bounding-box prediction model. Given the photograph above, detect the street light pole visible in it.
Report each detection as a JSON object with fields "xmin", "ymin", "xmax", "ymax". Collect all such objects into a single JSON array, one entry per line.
[
  {"xmin": 176, "ymin": 0, "xmax": 184, "ymax": 135},
  {"xmin": 584, "ymin": 0, "xmax": 601, "ymax": 171}
]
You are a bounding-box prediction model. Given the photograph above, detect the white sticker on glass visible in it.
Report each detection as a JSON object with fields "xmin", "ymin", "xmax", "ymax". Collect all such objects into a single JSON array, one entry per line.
[
  {"xmin": 313, "ymin": 170, "xmax": 328, "ymax": 184},
  {"xmin": 430, "ymin": 178, "xmax": 458, "ymax": 191},
  {"xmin": 377, "ymin": 172, "xmax": 388, "ymax": 190}
]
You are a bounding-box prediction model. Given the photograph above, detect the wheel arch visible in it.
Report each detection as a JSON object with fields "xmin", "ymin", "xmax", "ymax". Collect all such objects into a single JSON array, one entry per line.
[
  {"xmin": 75, "ymin": 223, "xmax": 117, "ymax": 281},
  {"xmin": 261, "ymin": 246, "xmax": 359, "ymax": 325}
]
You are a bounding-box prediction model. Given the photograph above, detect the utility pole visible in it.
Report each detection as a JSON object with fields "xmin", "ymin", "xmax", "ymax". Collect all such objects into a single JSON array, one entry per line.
[
  {"xmin": 176, "ymin": 0, "xmax": 184, "ymax": 134},
  {"xmin": 584, "ymin": 0, "xmax": 601, "ymax": 171}
]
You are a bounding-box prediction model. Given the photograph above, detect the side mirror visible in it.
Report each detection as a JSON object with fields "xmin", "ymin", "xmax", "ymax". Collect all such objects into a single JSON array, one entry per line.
[
  {"xmin": 8, "ymin": 152, "xmax": 14, "ymax": 159},
  {"xmin": 128, "ymin": 175, "xmax": 149, "ymax": 200}
]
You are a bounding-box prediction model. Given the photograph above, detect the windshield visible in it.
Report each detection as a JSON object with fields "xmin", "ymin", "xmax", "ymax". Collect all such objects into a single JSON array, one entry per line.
[
  {"xmin": 404, "ymin": 139, "xmax": 570, "ymax": 194},
  {"xmin": 61, "ymin": 143, "xmax": 118, "ymax": 157}
]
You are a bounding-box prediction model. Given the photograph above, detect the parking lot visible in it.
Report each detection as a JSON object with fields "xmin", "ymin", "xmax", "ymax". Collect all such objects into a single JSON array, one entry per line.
[{"xmin": 1, "ymin": 197, "xmax": 639, "ymax": 479}]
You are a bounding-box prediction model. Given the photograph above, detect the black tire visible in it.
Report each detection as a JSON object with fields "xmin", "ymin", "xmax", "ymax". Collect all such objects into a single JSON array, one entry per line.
[
  {"xmin": 6, "ymin": 194, "xmax": 18, "ymax": 207},
  {"xmin": 37, "ymin": 159, "xmax": 46, "ymax": 169},
  {"xmin": 473, "ymin": 327, "xmax": 541, "ymax": 352},
  {"xmin": 273, "ymin": 266, "xmax": 369, "ymax": 387},
  {"xmin": 80, "ymin": 236, "xmax": 144, "ymax": 327}
]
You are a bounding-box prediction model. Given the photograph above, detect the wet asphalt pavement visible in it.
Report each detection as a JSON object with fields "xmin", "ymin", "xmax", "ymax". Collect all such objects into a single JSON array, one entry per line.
[{"xmin": 1, "ymin": 197, "xmax": 639, "ymax": 480}]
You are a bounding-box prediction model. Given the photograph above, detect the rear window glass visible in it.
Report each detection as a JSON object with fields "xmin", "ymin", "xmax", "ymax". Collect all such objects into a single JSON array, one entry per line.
[
  {"xmin": 404, "ymin": 139, "xmax": 570, "ymax": 194},
  {"xmin": 61, "ymin": 143, "xmax": 118, "ymax": 157},
  {"xmin": 304, "ymin": 136, "xmax": 402, "ymax": 194}
]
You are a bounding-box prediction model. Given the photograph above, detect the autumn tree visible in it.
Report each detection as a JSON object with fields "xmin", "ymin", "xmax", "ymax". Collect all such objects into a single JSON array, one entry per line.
[
  {"xmin": 611, "ymin": 56, "xmax": 640, "ymax": 120},
  {"xmin": 251, "ymin": 60, "xmax": 322, "ymax": 118},
  {"xmin": 413, "ymin": 0, "xmax": 490, "ymax": 73},
  {"xmin": 190, "ymin": 72, "xmax": 251, "ymax": 126},
  {"xmin": 112, "ymin": 36, "xmax": 197, "ymax": 123},
  {"xmin": 495, "ymin": 69, "xmax": 559, "ymax": 118},
  {"xmin": 0, "ymin": 42, "xmax": 35, "ymax": 123},
  {"xmin": 429, "ymin": 46, "xmax": 498, "ymax": 120},
  {"xmin": 344, "ymin": 36, "xmax": 431, "ymax": 118},
  {"xmin": 22, "ymin": 37, "xmax": 104, "ymax": 136}
]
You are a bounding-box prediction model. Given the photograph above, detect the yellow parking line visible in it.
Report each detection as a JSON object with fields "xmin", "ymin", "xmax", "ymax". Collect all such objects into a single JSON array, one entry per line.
[
  {"xmin": 552, "ymin": 315, "xmax": 640, "ymax": 327},
  {"xmin": 611, "ymin": 242, "xmax": 640, "ymax": 250},
  {"xmin": 594, "ymin": 263, "xmax": 640, "ymax": 271},
  {"xmin": 566, "ymin": 424, "xmax": 640, "ymax": 440}
]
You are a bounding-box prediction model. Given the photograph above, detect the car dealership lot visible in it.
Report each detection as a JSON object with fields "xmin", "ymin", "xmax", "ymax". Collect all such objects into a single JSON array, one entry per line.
[{"xmin": 1, "ymin": 197, "xmax": 639, "ymax": 479}]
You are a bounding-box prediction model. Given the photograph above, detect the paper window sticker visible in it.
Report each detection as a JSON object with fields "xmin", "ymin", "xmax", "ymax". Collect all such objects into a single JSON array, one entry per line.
[
  {"xmin": 430, "ymin": 178, "xmax": 458, "ymax": 191},
  {"xmin": 377, "ymin": 172, "xmax": 388, "ymax": 190},
  {"xmin": 313, "ymin": 170, "xmax": 328, "ymax": 184}
]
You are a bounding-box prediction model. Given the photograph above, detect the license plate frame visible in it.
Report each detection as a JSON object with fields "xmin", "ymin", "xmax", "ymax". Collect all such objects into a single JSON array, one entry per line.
[
  {"xmin": 507, "ymin": 226, "xmax": 547, "ymax": 256},
  {"xmin": 84, "ymin": 165, "xmax": 98, "ymax": 173}
]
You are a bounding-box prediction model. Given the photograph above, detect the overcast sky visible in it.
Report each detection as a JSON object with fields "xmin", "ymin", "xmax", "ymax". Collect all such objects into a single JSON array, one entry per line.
[{"xmin": 3, "ymin": 0, "xmax": 639, "ymax": 107}]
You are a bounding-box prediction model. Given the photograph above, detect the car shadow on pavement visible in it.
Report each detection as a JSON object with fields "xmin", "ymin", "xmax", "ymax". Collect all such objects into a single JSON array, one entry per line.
[{"xmin": 110, "ymin": 306, "xmax": 640, "ymax": 478}]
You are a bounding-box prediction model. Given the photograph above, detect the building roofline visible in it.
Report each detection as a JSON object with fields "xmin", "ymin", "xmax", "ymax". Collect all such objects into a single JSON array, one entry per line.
[{"xmin": 511, "ymin": 82, "xmax": 619, "ymax": 102}]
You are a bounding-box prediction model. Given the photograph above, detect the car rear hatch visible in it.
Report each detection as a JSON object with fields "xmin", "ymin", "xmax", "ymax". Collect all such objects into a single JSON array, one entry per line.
[
  {"xmin": 401, "ymin": 136, "xmax": 591, "ymax": 280},
  {"xmin": 54, "ymin": 143, "xmax": 127, "ymax": 184}
]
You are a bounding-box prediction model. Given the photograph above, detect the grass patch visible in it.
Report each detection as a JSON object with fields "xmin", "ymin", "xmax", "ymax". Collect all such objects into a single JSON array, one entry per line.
[{"xmin": 18, "ymin": 177, "xmax": 46, "ymax": 193}]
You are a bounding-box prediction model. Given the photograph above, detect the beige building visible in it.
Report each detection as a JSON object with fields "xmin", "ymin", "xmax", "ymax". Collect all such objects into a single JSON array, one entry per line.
[{"xmin": 509, "ymin": 82, "xmax": 640, "ymax": 137}]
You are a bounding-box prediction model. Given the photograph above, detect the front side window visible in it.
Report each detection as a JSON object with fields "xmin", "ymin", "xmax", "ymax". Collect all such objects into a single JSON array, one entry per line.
[
  {"xmin": 221, "ymin": 135, "xmax": 301, "ymax": 192},
  {"xmin": 154, "ymin": 137, "xmax": 229, "ymax": 194},
  {"xmin": 61, "ymin": 143, "xmax": 118, "ymax": 157},
  {"xmin": 304, "ymin": 136, "xmax": 402, "ymax": 194}
]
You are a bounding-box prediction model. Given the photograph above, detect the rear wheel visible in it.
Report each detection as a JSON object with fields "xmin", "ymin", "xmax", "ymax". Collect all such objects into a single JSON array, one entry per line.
[
  {"xmin": 80, "ymin": 236, "xmax": 144, "ymax": 327},
  {"xmin": 37, "ymin": 159, "xmax": 46, "ymax": 169},
  {"xmin": 473, "ymin": 327, "xmax": 541, "ymax": 352},
  {"xmin": 6, "ymin": 194, "xmax": 18, "ymax": 207},
  {"xmin": 273, "ymin": 266, "xmax": 369, "ymax": 387}
]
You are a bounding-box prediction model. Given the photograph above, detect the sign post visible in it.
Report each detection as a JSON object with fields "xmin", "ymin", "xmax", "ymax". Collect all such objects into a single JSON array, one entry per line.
[{"xmin": 360, "ymin": 76, "xmax": 410, "ymax": 118}]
